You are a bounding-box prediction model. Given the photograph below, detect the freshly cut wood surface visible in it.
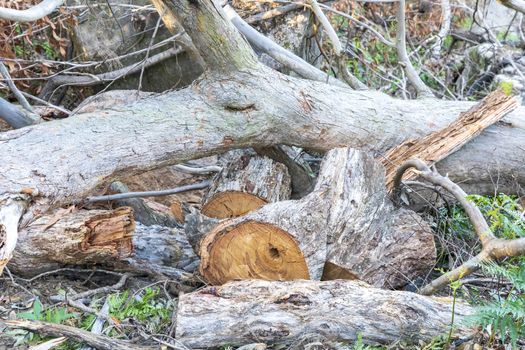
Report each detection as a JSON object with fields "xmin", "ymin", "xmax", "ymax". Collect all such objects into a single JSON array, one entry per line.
[
  {"xmin": 202, "ymin": 153, "xmax": 291, "ymax": 218},
  {"xmin": 200, "ymin": 220, "xmax": 309, "ymax": 284},
  {"xmin": 175, "ymin": 279, "xmax": 473, "ymax": 348},
  {"xmin": 199, "ymin": 148, "xmax": 436, "ymax": 288}
]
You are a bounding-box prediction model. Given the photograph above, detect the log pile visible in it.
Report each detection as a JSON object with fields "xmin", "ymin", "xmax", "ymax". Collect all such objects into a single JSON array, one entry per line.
[{"xmin": 197, "ymin": 148, "xmax": 436, "ymax": 288}]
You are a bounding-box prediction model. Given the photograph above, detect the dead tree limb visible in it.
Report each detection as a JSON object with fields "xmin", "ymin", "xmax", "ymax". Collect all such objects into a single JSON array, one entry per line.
[
  {"xmin": 393, "ymin": 159, "xmax": 525, "ymax": 295},
  {"xmin": 382, "ymin": 90, "xmax": 519, "ymax": 190},
  {"xmin": 175, "ymin": 279, "xmax": 473, "ymax": 348},
  {"xmin": 0, "ymin": 0, "xmax": 64, "ymax": 22},
  {"xmin": 396, "ymin": 0, "xmax": 434, "ymax": 97},
  {"xmin": 0, "ymin": 0, "xmax": 524, "ymax": 272},
  {"xmin": 1, "ymin": 320, "xmax": 155, "ymax": 350}
]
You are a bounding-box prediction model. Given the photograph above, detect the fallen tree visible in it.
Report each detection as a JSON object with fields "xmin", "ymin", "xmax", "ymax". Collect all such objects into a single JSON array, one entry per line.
[
  {"xmin": 175, "ymin": 279, "xmax": 474, "ymax": 348},
  {"xmin": 0, "ymin": 0, "xmax": 523, "ymax": 274}
]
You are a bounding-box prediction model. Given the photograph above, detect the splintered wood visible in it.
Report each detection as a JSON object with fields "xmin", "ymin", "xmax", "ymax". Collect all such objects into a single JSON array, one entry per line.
[{"xmin": 381, "ymin": 90, "xmax": 519, "ymax": 190}]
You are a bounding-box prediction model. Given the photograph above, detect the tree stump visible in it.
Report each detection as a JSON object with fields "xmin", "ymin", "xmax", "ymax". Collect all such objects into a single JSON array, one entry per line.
[
  {"xmin": 199, "ymin": 148, "xmax": 436, "ymax": 288},
  {"xmin": 201, "ymin": 152, "xmax": 292, "ymax": 218}
]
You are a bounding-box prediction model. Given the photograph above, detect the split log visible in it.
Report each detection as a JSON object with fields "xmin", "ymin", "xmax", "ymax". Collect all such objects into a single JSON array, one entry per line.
[
  {"xmin": 202, "ymin": 152, "xmax": 291, "ymax": 218},
  {"xmin": 8, "ymin": 208, "xmax": 198, "ymax": 278},
  {"xmin": 382, "ymin": 90, "xmax": 519, "ymax": 190},
  {"xmin": 199, "ymin": 148, "xmax": 436, "ymax": 288},
  {"xmin": 175, "ymin": 279, "xmax": 473, "ymax": 348}
]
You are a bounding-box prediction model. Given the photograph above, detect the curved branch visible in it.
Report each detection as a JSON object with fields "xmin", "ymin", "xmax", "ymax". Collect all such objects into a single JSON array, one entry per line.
[
  {"xmin": 0, "ymin": 0, "xmax": 64, "ymax": 22},
  {"xmin": 393, "ymin": 159, "xmax": 525, "ymax": 295},
  {"xmin": 224, "ymin": 5, "xmax": 346, "ymax": 87}
]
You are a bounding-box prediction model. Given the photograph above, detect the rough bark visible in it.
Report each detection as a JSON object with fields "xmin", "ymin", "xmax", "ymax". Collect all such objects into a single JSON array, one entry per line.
[
  {"xmin": 175, "ymin": 279, "xmax": 473, "ymax": 348},
  {"xmin": 199, "ymin": 148, "xmax": 435, "ymax": 288},
  {"xmin": 125, "ymin": 222, "xmax": 199, "ymax": 279},
  {"xmin": 8, "ymin": 209, "xmax": 198, "ymax": 278},
  {"xmin": 1, "ymin": 0, "xmax": 524, "ymax": 271},
  {"xmin": 8, "ymin": 208, "xmax": 135, "ymax": 275},
  {"xmin": 319, "ymin": 149, "xmax": 436, "ymax": 289},
  {"xmin": 202, "ymin": 153, "xmax": 291, "ymax": 218}
]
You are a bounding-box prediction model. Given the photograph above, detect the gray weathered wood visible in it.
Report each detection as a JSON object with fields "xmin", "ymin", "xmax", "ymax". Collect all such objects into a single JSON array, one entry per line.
[{"xmin": 175, "ymin": 279, "xmax": 473, "ymax": 348}]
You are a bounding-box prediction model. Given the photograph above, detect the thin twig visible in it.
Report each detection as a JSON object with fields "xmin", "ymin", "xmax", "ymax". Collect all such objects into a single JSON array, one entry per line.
[
  {"xmin": 0, "ymin": 62, "xmax": 34, "ymax": 113},
  {"xmin": 86, "ymin": 180, "xmax": 212, "ymax": 203},
  {"xmin": 307, "ymin": 0, "xmax": 367, "ymax": 90},
  {"xmin": 395, "ymin": 0, "xmax": 434, "ymax": 97}
]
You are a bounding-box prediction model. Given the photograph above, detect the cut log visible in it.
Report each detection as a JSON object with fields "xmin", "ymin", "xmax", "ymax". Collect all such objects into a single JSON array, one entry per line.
[
  {"xmin": 9, "ymin": 207, "xmax": 135, "ymax": 275},
  {"xmin": 8, "ymin": 209, "xmax": 198, "ymax": 278},
  {"xmin": 175, "ymin": 279, "xmax": 474, "ymax": 348},
  {"xmin": 201, "ymin": 152, "xmax": 291, "ymax": 218},
  {"xmin": 199, "ymin": 148, "xmax": 436, "ymax": 288}
]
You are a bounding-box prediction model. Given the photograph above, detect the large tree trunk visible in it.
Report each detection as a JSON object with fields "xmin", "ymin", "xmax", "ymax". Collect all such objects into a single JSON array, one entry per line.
[
  {"xmin": 0, "ymin": 0, "xmax": 523, "ymax": 271},
  {"xmin": 175, "ymin": 279, "xmax": 473, "ymax": 348},
  {"xmin": 199, "ymin": 148, "xmax": 435, "ymax": 288}
]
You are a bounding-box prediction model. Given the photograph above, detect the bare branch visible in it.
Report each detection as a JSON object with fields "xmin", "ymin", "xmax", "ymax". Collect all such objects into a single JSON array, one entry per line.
[
  {"xmin": 0, "ymin": 62, "xmax": 33, "ymax": 113},
  {"xmin": 0, "ymin": 0, "xmax": 64, "ymax": 22},
  {"xmin": 307, "ymin": 0, "xmax": 367, "ymax": 90},
  {"xmin": 86, "ymin": 180, "xmax": 212, "ymax": 203},
  {"xmin": 0, "ymin": 97, "xmax": 36, "ymax": 128},
  {"xmin": 40, "ymin": 46, "xmax": 183, "ymax": 101},
  {"xmin": 500, "ymin": 0, "xmax": 525, "ymax": 14},
  {"xmin": 396, "ymin": 0, "xmax": 434, "ymax": 97},
  {"xmin": 223, "ymin": 5, "xmax": 346, "ymax": 86},
  {"xmin": 393, "ymin": 159, "xmax": 525, "ymax": 295},
  {"xmin": 431, "ymin": 0, "xmax": 452, "ymax": 58}
]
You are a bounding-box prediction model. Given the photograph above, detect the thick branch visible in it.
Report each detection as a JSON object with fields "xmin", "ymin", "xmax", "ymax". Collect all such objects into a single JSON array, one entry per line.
[
  {"xmin": 0, "ymin": 69, "xmax": 524, "ymax": 269},
  {"xmin": 500, "ymin": 0, "xmax": 525, "ymax": 14},
  {"xmin": 0, "ymin": 0, "xmax": 64, "ymax": 22},
  {"xmin": 156, "ymin": 0, "xmax": 258, "ymax": 71}
]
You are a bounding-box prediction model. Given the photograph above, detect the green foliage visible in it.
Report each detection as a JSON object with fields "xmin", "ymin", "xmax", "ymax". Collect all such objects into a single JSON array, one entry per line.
[
  {"xmin": 352, "ymin": 334, "xmax": 384, "ymax": 350},
  {"xmin": 469, "ymin": 261, "xmax": 525, "ymax": 349},
  {"xmin": 500, "ymin": 81, "xmax": 514, "ymax": 96},
  {"xmin": 12, "ymin": 298, "xmax": 77, "ymax": 346},
  {"xmin": 107, "ymin": 287, "xmax": 173, "ymax": 333},
  {"xmin": 447, "ymin": 194, "xmax": 525, "ymax": 349}
]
